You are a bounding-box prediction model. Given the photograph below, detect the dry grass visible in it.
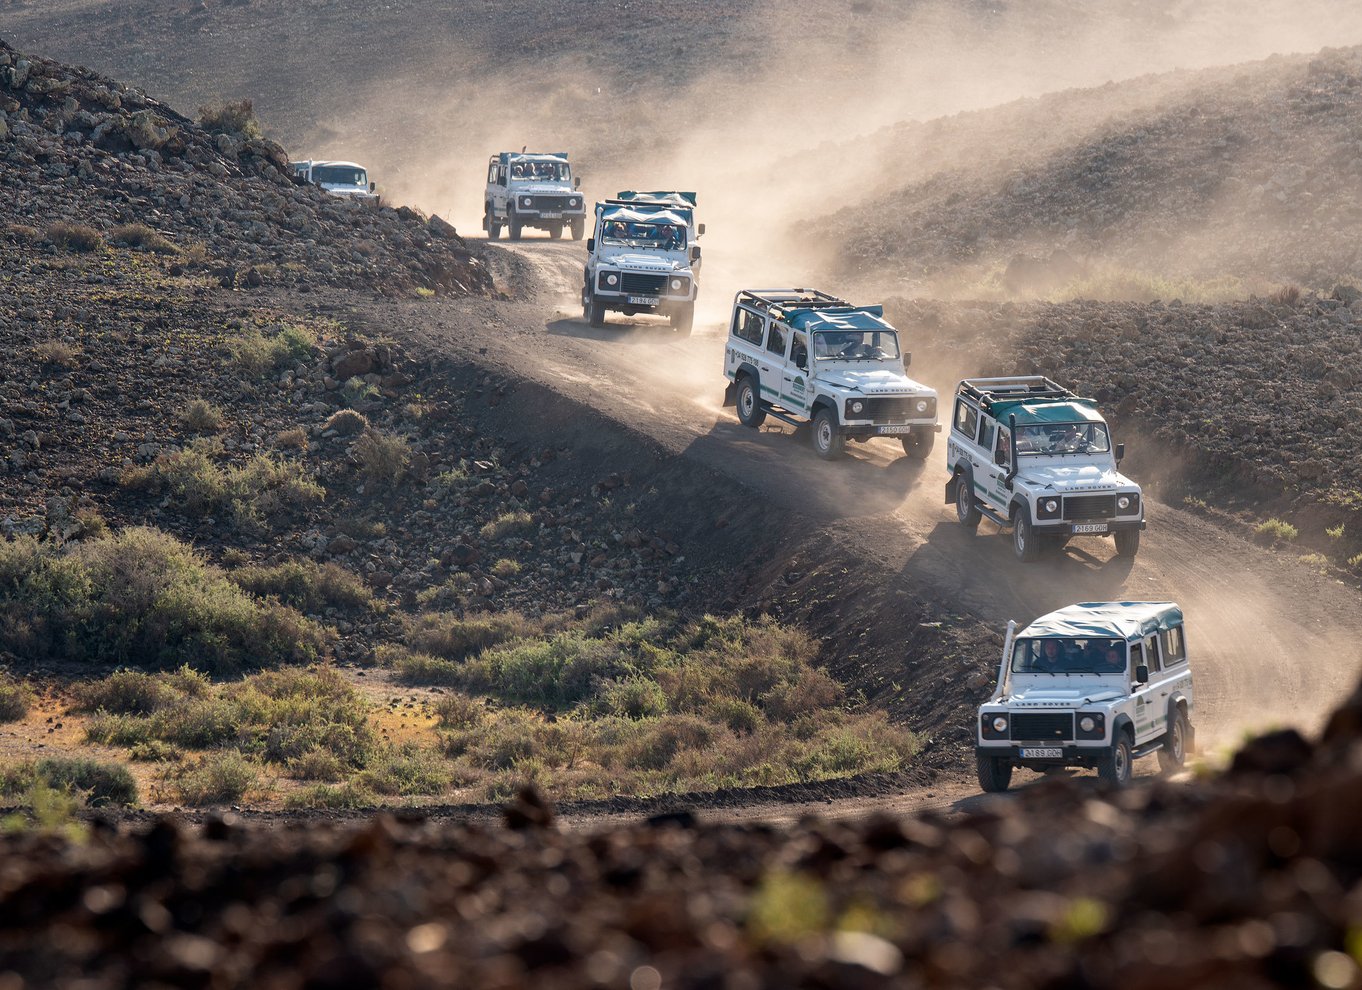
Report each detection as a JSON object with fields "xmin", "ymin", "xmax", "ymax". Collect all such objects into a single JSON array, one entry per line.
[
  {"xmin": 480, "ymin": 510, "xmax": 533, "ymax": 541},
  {"xmin": 0, "ymin": 676, "xmax": 35, "ymax": 723},
  {"xmin": 180, "ymin": 398, "xmax": 225, "ymax": 433},
  {"xmin": 109, "ymin": 223, "xmax": 178, "ymax": 255},
  {"xmin": 275, "ymin": 426, "xmax": 309, "ymax": 450},
  {"xmin": 45, "ymin": 222, "xmax": 104, "ymax": 253},
  {"xmin": 198, "ymin": 99, "xmax": 263, "ymax": 140},
  {"xmin": 323, "ymin": 409, "xmax": 368, "ymax": 436},
  {"xmin": 31, "ymin": 340, "xmax": 82, "ymax": 368},
  {"xmin": 353, "ymin": 429, "xmax": 411, "ymax": 485}
]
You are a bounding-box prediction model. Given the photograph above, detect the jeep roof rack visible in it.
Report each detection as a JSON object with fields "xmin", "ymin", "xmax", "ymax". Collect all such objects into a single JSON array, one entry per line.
[
  {"xmin": 958, "ymin": 376, "xmax": 1095, "ymax": 412},
  {"xmin": 737, "ymin": 289, "xmax": 848, "ymax": 312}
]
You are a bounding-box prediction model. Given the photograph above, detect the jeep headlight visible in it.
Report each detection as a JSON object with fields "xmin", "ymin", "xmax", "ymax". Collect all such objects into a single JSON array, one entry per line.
[
  {"xmin": 605, "ymin": 273, "xmax": 618, "ymax": 286},
  {"xmin": 851, "ymin": 400, "xmax": 864, "ymax": 415},
  {"xmin": 1044, "ymin": 499, "xmax": 1058, "ymax": 513},
  {"xmin": 1117, "ymin": 495, "xmax": 1131, "ymax": 510},
  {"xmin": 569, "ymin": 198, "xmax": 580, "ymax": 208},
  {"xmin": 915, "ymin": 400, "xmax": 928, "ymax": 413},
  {"xmin": 670, "ymin": 278, "xmax": 683, "ymax": 291},
  {"xmin": 1079, "ymin": 716, "xmax": 1095, "ymax": 732},
  {"xmin": 1117, "ymin": 493, "xmax": 1140, "ymax": 515},
  {"xmin": 520, "ymin": 196, "xmax": 532, "ymax": 207},
  {"xmin": 1038, "ymin": 497, "xmax": 1061, "ymax": 520},
  {"xmin": 992, "ymin": 716, "xmax": 1008, "ymax": 733}
]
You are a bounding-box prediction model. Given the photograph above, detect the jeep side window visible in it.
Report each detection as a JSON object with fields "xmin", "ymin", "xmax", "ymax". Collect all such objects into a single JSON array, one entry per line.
[
  {"xmin": 1144, "ymin": 635, "xmax": 1162, "ymax": 673},
  {"xmin": 1129, "ymin": 642, "xmax": 1143, "ymax": 681},
  {"xmin": 734, "ymin": 309, "xmax": 764, "ymax": 345},
  {"xmin": 765, "ymin": 322, "xmax": 786, "ymax": 356},
  {"xmin": 487, "ymin": 164, "xmax": 497, "ymax": 184},
  {"xmin": 953, "ymin": 400, "xmax": 978, "ymax": 440},
  {"xmin": 978, "ymin": 419, "xmax": 995, "ymax": 453},
  {"xmin": 994, "ymin": 429, "xmax": 1011, "ymax": 468},
  {"xmin": 1162, "ymin": 626, "xmax": 1186, "ymax": 666},
  {"xmin": 791, "ymin": 332, "xmax": 809, "ymax": 370}
]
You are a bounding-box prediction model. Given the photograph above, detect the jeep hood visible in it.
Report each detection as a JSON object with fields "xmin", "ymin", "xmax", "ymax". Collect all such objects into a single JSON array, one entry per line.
[
  {"xmin": 599, "ymin": 251, "xmax": 689, "ymax": 273},
  {"xmin": 511, "ymin": 183, "xmax": 573, "ymax": 195},
  {"xmin": 1002, "ymin": 683, "xmax": 1126, "ymax": 706},
  {"xmin": 815, "ymin": 368, "xmax": 933, "ymax": 395},
  {"xmin": 1019, "ymin": 462, "xmax": 1135, "ymax": 492}
]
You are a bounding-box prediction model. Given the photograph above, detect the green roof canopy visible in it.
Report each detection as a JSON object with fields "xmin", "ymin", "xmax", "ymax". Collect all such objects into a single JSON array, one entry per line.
[
  {"xmin": 990, "ymin": 399, "xmax": 1105, "ymax": 427},
  {"xmin": 1019, "ymin": 602, "xmax": 1183, "ymax": 641}
]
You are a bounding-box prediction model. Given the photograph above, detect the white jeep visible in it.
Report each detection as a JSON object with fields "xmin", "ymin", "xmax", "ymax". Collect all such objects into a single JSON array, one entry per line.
[
  {"xmin": 722, "ymin": 289, "xmax": 939, "ymax": 459},
  {"xmin": 945, "ymin": 376, "xmax": 1144, "ymax": 561},
  {"xmin": 484, "ymin": 152, "xmax": 586, "ymax": 241},
  {"xmin": 976, "ymin": 601, "xmax": 1196, "ymax": 790},
  {"xmin": 582, "ymin": 192, "xmax": 703, "ymax": 335},
  {"xmin": 291, "ymin": 160, "xmax": 380, "ymax": 206}
]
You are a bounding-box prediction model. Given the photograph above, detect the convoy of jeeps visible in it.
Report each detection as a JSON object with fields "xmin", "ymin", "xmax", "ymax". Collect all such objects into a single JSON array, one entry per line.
[{"xmin": 470, "ymin": 147, "xmax": 1197, "ymax": 793}]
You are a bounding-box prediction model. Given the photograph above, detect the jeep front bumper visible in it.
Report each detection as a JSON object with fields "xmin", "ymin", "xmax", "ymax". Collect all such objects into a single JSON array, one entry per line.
[
  {"xmin": 839, "ymin": 422, "xmax": 939, "ymax": 438},
  {"xmin": 1030, "ymin": 520, "xmax": 1145, "ymax": 536},
  {"xmin": 976, "ymin": 743, "xmax": 1108, "ymax": 768}
]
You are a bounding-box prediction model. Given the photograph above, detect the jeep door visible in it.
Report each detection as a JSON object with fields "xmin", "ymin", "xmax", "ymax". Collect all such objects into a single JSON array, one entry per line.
[
  {"xmin": 783, "ymin": 331, "xmax": 813, "ymax": 415},
  {"xmin": 976, "ymin": 418, "xmax": 1010, "ymax": 514},
  {"xmin": 1129, "ymin": 634, "xmax": 1166, "ymax": 744},
  {"xmin": 728, "ymin": 306, "xmax": 766, "ymax": 382},
  {"xmin": 761, "ymin": 320, "xmax": 788, "ymax": 409}
]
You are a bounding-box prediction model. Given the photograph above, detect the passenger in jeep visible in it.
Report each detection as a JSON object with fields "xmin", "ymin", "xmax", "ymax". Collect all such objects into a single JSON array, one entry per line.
[
  {"xmin": 1039, "ymin": 639, "xmax": 1066, "ymax": 671},
  {"xmin": 1100, "ymin": 645, "xmax": 1126, "ymax": 673}
]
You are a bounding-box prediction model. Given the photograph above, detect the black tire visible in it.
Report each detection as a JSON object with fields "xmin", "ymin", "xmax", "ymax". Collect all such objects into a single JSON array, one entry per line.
[
  {"xmin": 1157, "ymin": 710, "xmax": 1189, "ymax": 774},
  {"xmin": 955, "ymin": 470, "xmax": 982, "ymax": 530},
  {"xmin": 570, "ymin": 218, "xmax": 585, "ymax": 240},
  {"xmin": 486, "ymin": 206, "xmax": 501, "ymax": 240},
  {"xmin": 587, "ymin": 293, "xmax": 605, "ymax": 328},
  {"xmin": 1012, "ymin": 509, "xmax": 1042, "ymax": 563},
  {"xmin": 670, "ymin": 304, "xmax": 694, "ymax": 337},
  {"xmin": 1115, "ymin": 528, "xmax": 1141, "ymax": 558},
  {"xmin": 901, "ymin": 426, "xmax": 935, "ymax": 460},
  {"xmin": 1098, "ymin": 731, "xmax": 1134, "ymax": 786},
  {"xmin": 548, "ymin": 224, "xmax": 563, "ymax": 240},
  {"xmin": 735, "ymin": 376, "xmax": 766, "ymax": 428},
  {"xmin": 812, "ymin": 407, "xmax": 845, "ymax": 460},
  {"xmin": 508, "ymin": 210, "xmax": 523, "ymax": 241},
  {"xmin": 976, "ymin": 754, "xmax": 1012, "ymax": 793}
]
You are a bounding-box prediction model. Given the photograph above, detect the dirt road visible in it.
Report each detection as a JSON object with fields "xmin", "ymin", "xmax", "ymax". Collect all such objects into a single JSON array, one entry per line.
[{"xmin": 415, "ymin": 237, "xmax": 1362, "ymax": 763}]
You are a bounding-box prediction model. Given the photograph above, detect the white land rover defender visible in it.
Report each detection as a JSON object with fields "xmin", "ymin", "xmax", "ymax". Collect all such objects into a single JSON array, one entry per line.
[
  {"xmin": 484, "ymin": 152, "xmax": 586, "ymax": 241},
  {"xmin": 976, "ymin": 601, "xmax": 1196, "ymax": 791},
  {"xmin": 582, "ymin": 192, "xmax": 703, "ymax": 335},
  {"xmin": 722, "ymin": 289, "xmax": 939, "ymax": 460},
  {"xmin": 291, "ymin": 160, "xmax": 381, "ymax": 206},
  {"xmin": 945, "ymin": 376, "xmax": 1145, "ymax": 561}
]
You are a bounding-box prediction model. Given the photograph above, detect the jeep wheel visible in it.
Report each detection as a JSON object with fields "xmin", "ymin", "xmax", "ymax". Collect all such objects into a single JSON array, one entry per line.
[
  {"xmin": 812, "ymin": 408, "xmax": 845, "ymax": 460},
  {"xmin": 587, "ymin": 293, "xmax": 606, "ymax": 328},
  {"xmin": 901, "ymin": 426, "xmax": 935, "ymax": 460},
  {"xmin": 570, "ymin": 218, "xmax": 585, "ymax": 241},
  {"xmin": 485, "ymin": 206, "xmax": 501, "ymax": 240},
  {"xmin": 508, "ymin": 211, "xmax": 523, "ymax": 241},
  {"xmin": 548, "ymin": 223, "xmax": 563, "ymax": 240},
  {"xmin": 976, "ymin": 754, "xmax": 1012, "ymax": 793},
  {"xmin": 1012, "ymin": 510, "xmax": 1042, "ymax": 563},
  {"xmin": 1157, "ymin": 711, "xmax": 1189, "ymax": 774},
  {"xmin": 1098, "ymin": 731, "xmax": 1133, "ymax": 786},
  {"xmin": 1115, "ymin": 528, "xmax": 1141, "ymax": 558},
  {"xmin": 954, "ymin": 471, "xmax": 981, "ymax": 530},
  {"xmin": 670, "ymin": 304, "xmax": 694, "ymax": 337},
  {"xmin": 735, "ymin": 376, "xmax": 766, "ymax": 428}
]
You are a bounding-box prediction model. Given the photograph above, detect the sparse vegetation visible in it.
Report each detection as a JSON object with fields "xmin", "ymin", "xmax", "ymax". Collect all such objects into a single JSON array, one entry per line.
[
  {"xmin": 275, "ymin": 426, "xmax": 309, "ymax": 450},
  {"xmin": 32, "ymin": 340, "xmax": 82, "ymax": 368},
  {"xmin": 353, "ymin": 429, "xmax": 411, "ymax": 485},
  {"xmin": 480, "ymin": 510, "xmax": 533, "ymax": 541},
  {"xmin": 1326, "ymin": 523, "xmax": 1345, "ymax": 541},
  {"xmin": 44, "ymin": 222, "xmax": 104, "ymax": 253},
  {"xmin": 109, "ymin": 223, "xmax": 179, "ymax": 255},
  {"xmin": 0, "ymin": 676, "xmax": 35, "ymax": 723},
  {"xmin": 491, "ymin": 558, "xmax": 521, "ymax": 578},
  {"xmin": 0, "ymin": 528, "xmax": 330, "ymax": 675},
  {"xmin": 198, "ymin": 98, "xmax": 264, "ymax": 140},
  {"xmin": 1254, "ymin": 518, "xmax": 1299, "ymax": 543},
  {"xmin": 168, "ymin": 750, "xmax": 257, "ymax": 804},
  {"xmin": 180, "ymin": 398, "xmax": 225, "ymax": 432},
  {"xmin": 0, "ymin": 756, "xmax": 138, "ymax": 807},
  {"xmin": 230, "ymin": 324, "xmax": 316, "ymax": 376},
  {"xmin": 1267, "ymin": 284, "xmax": 1303, "ymax": 306},
  {"xmin": 1298, "ymin": 553, "xmax": 1330, "ymax": 572},
  {"xmin": 340, "ymin": 377, "xmax": 380, "ymax": 409},
  {"xmin": 323, "ymin": 408, "xmax": 368, "ymax": 436},
  {"xmin": 231, "ymin": 558, "xmax": 375, "ymax": 613}
]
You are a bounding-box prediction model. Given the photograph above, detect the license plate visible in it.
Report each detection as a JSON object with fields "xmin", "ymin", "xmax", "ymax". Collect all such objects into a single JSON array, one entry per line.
[
  {"xmin": 1072, "ymin": 523, "xmax": 1109, "ymax": 534},
  {"xmin": 627, "ymin": 296, "xmax": 660, "ymax": 306},
  {"xmin": 540, "ymin": 212, "xmax": 561, "ymax": 219},
  {"xmin": 1020, "ymin": 748, "xmax": 1063, "ymax": 759},
  {"xmin": 877, "ymin": 425, "xmax": 913, "ymax": 435}
]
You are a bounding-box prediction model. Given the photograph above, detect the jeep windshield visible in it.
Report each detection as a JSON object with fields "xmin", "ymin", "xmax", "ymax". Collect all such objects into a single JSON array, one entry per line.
[
  {"xmin": 812, "ymin": 330, "xmax": 900, "ymax": 361},
  {"xmin": 312, "ymin": 166, "xmax": 368, "ymax": 187},
  {"xmin": 1011, "ymin": 637, "xmax": 1127, "ymax": 674},
  {"xmin": 600, "ymin": 221, "xmax": 685, "ymax": 249},
  {"xmin": 1015, "ymin": 422, "xmax": 1110, "ymax": 455},
  {"xmin": 510, "ymin": 161, "xmax": 570, "ymax": 182}
]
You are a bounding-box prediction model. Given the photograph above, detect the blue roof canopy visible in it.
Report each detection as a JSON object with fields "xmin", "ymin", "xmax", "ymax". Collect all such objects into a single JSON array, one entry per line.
[
  {"xmin": 781, "ymin": 305, "xmax": 891, "ymax": 333},
  {"xmin": 993, "ymin": 399, "xmax": 1105, "ymax": 426},
  {"xmin": 1019, "ymin": 602, "xmax": 1183, "ymax": 641},
  {"xmin": 614, "ymin": 191, "xmax": 697, "ymax": 207}
]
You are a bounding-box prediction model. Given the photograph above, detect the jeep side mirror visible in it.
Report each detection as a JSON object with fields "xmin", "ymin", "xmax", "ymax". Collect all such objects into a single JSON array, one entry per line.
[
  {"xmin": 1135, "ymin": 664, "xmax": 1149, "ymax": 684},
  {"xmin": 1115, "ymin": 442, "xmax": 1126, "ymax": 463},
  {"xmin": 689, "ymin": 245, "xmax": 701, "ymax": 262},
  {"xmin": 698, "ymin": 223, "xmax": 706, "ymax": 237},
  {"xmin": 587, "ymin": 237, "xmax": 595, "ymax": 252},
  {"xmin": 574, "ymin": 177, "xmax": 581, "ymax": 189},
  {"xmin": 369, "ymin": 181, "xmax": 376, "ymax": 192},
  {"xmin": 903, "ymin": 351, "xmax": 912, "ymax": 369}
]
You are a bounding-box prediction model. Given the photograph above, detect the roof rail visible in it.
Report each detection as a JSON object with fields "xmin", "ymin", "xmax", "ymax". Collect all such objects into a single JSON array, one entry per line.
[
  {"xmin": 737, "ymin": 288, "xmax": 848, "ymax": 312},
  {"xmin": 957, "ymin": 376, "xmax": 1094, "ymax": 410}
]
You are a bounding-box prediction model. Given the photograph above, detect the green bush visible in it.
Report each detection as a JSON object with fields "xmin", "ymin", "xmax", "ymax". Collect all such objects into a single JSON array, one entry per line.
[
  {"xmin": 0, "ymin": 676, "xmax": 34, "ymax": 722},
  {"xmin": 285, "ymin": 781, "xmax": 377, "ymax": 810},
  {"xmin": 404, "ymin": 611, "xmax": 541, "ymax": 661},
  {"xmin": 73, "ymin": 668, "xmax": 208, "ymax": 715},
  {"xmin": 172, "ymin": 751, "xmax": 256, "ymax": 804},
  {"xmin": 0, "ymin": 757, "xmax": 138, "ymax": 807},
  {"xmin": 353, "ymin": 429, "xmax": 411, "ymax": 486},
  {"xmin": 232, "ymin": 558, "xmax": 374, "ymax": 613},
  {"xmin": 387, "ymin": 649, "xmax": 463, "ymax": 687},
  {"xmin": 230, "ymin": 324, "xmax": 316, "ymax": 377},
  {"xmin": 1255, "ymin": 518, "xmax": 1299, "ymax": 542},
  {"xmin": 357, "ymin": 744, "xmax": 451, "ymax": 796}
]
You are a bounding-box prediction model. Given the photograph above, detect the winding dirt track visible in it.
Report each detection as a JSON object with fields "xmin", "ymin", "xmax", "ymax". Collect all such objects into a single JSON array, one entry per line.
[{"xmin": 411, "ymin": 236, "xmax": 1362, "ymax": 815}]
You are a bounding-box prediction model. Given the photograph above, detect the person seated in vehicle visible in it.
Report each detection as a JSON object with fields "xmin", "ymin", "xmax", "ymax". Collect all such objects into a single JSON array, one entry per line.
[
  {"xmin": 604, "ymin": 220, "xmax": 626, "ymax": 239},
  {"xmin": 657, "ymin": 224, "xmax": 680, "ymax": 249},
  {"xmin": 1053, "ymin": 423, "xmax": 1086, "ymax": 452},
  {"xmin": 511, "ymin": 163, "xmax": 526, "ymax": 179},
  {"xmin": 1037, "ymin": 639, "xmax": 1067, "ymax": 672},
  {"xmin": 995, "ymin": 430, "xmax": 1011, "ymax": 466},
  {"xmin": 1100, "ymin": 644, "xmax": 1126, "ymax": 674}
]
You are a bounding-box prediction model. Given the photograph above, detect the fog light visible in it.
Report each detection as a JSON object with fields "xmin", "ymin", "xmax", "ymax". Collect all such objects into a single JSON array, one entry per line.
[
  {"xmin": 606, "ymin": 274, "xmax": 618, "ymax": 286},
  {"xmin": 1044, "ymin": 499, "xmax": 1058, "ymax": 513},
  {"xmin": 851, "ymin": 401, "xmax": 864, "ymax": 414},
  {"xmin": 992, "ymin": 716, "xmax": 1008, "ymax": 733},
  {"xmin": 1118, "ymin": 495, "xmax": 1131, "ymax": 510},
  {"xmin": 1080, "ymin": 716, "xmax": 1096, "ymax": 732},
  {"xmin": 915, "ymin": 400, "xmax": 928, "ymax": 413}
]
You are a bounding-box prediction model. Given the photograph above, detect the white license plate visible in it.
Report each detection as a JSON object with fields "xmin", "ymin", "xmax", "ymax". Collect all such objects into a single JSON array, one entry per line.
[
  {"xmin": 627, "ymin": 295, "xmax": 660, "ymax": 306},
  {"xmin": 540, "ymin": 212, "xmax": 561, "ymax": 219},
  {"xmin": 877, "ymin": 425, "xmax": 913, "ymax": 435},
  {"xmin": 1020, "ymin": 747, "xmax": 1063, "ymax": 759},
  {"xmin": 1072, "ymin": 523, "xmax": 1109, "ymax": 534}
]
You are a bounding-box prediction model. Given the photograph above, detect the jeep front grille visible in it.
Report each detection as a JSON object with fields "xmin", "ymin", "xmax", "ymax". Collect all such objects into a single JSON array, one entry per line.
[
  {"xmin": 529, "ymin": 195, "xmax": 573, "ymax": 212},
  {"xmin": 620, "ymin": 273, "xmax": 666, "ymax": 295},
  {"xmin": 855, "ymin": 396, "xmax": 935, "ymax": 422},
  {"xmin": 1011, "ymin": 713, "xmax": 1074, "ymax": 741},
  {"xmin": 1063, "ymin": 495, "xmax": 1117, "ymax": 520}
]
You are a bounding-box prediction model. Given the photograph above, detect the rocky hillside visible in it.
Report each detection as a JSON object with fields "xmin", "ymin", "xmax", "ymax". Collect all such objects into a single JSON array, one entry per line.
[
  {"xmin": 824, "ymin": 46, "xmax": 1362, "ymax": 296},
  {"xmin": 3, "ymin": 670, "xmax": 1361, "ymax": 988},
  {"xmin": 0, "ymin": 40, "xmax": 490, "ymax": 297}
]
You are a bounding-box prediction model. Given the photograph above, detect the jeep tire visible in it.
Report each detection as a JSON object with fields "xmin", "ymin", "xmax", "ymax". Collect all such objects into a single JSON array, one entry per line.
[
  {"xmin": 1157, "ymin": 710, "xmax": 1189, "ymax": 774},
  {"xmin": 508, "ymin": 210, "xmax": 523, "ymax": 241},
  {"xmin": 976, "ymin": 754, "xmax": 1012, "ymax": 793},
  {"xmin": 548, "ymin": 223, "xmax": 563, "ymax": 240},
  {"xmin": 901, "ymin": 426, "xmax": 935, "ymax": 460},
  {"xmin": 1115, "ymin": 528, "xmax": 1141, "ymax": 558},
  {"xmin": 1012, "ymin": 509, "xmax": 1042, "ymax": 563},
  {"xmin": 735, "ymin": 376, "xmax": 766, "ymax": 428},
  {"xmin": 486, "ymin": 206, "xmax": 501, "ymax": 240},
  {"xmin": 812, "ymin": 407, "xmax": 845, "ymax": 460},
  {"xmin": 570, "ymin": 218, "xmax": 585, "ymax": 240},
  {"xmin": 955, "ymin": 470, "xmax": 981, "ymax": 530},
  {"xmin": 586, "ymin": 292, "xmax": 605, "ymax": 328},
  {"xmin": 1098, "ymin": 730, "xmax": 1133, "ymax": 786},
  {"xmin": 670, "ymin": 304, "xmax": 695, "ymax": 337}
]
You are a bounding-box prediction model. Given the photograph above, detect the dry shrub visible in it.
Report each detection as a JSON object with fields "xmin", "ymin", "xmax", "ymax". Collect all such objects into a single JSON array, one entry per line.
[
  {"xmin": 353, "ymin": 429, "xmax": 411, "ymax": 485},
  {"xmin": 275, "ymin": 426, "xmax": 308, "ymax": 450},
  {"xmin": 45, "ymin": 222, "xmax": 104, "ymax": 253},
  {"xmin": 0, "ymin": 676, "xmax": 35, "ymax": 723},
  {"xmin": 171, "ymin": 750, "xmax": 256, "ymax": 804},
  {"xmin": 1268, "ymin": 284, "xmax": 1303, "ymax": 306},
  {"xmin": 198, "ymin": 99, "xmax": 263, "ymax": 139},
  {"xmin": 404, "ymin": 611, "xmax": 542, "ymax": 662},
  {"xmin": 180, "ymin": 398, "xmax": 224, "ymax": 432},
  {"xmin": 480, "ymin": 510, "xmax": 533, "ymax": 541},
  {"xmin": 323, "ymin": 409, "xmax": 368, "ymax": 436},
  {"xmin": 109, "ymin": 223, "xmax": 178, "ymax": 255},
  {"xmin": 6, "ymin": 224, "xmax": 42, "ymax": 244},
  {"xmin": 179, "ymin": 242, "xmax": 213, "ymax": 268},
  {"xmin": 231, "ymin": 558, "xmax": 374, "ymax": 613},
  {"xmin": 32, "ymin": 340, "xmax": 81, "ymax": 368}
]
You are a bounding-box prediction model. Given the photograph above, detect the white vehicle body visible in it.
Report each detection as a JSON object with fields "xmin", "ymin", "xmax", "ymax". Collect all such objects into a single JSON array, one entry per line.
[
  {"xmin": 945, "ymin": 376, "xmax": 1145, "ymax": 561},
  {"xmin": 484, "ymin": 152, "xmax": 586, "ymax": 241},
  {"xmin": 582, "ymin": 192, "xmax": 703, "ymax": 335},
  {"xmin": 976, "ymin": 601, "xmax": 1196, "ymax": 790},
  {"xmin": 291, "ymin": 160, "xmax": 380, "ymax": 206},
  {"xmin": 722, "ymin": 289, "xmax": 938, "ymax": 460}
]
